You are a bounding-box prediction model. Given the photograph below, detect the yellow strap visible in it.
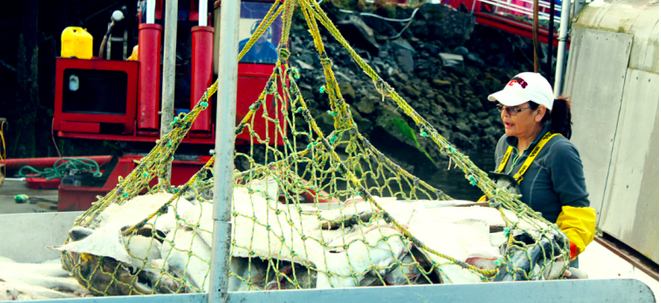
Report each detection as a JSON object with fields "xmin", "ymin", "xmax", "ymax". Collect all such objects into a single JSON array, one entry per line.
[
  {"xmin": 513, "ymin": 132, "xmax": 560, "ymax": 183},
  {"xmin": 496, "ymin": 146, "xmax": 513, "ymax": 173},
  {"xmin": 496, "ymin": 132, "xmax": 561, "ymax": 183}
]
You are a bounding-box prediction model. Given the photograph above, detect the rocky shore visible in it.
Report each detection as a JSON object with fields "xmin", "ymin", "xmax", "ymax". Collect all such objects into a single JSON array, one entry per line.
[{"xmin": 288, "ymin": 2, "xmax": 539, "ymax": 176}]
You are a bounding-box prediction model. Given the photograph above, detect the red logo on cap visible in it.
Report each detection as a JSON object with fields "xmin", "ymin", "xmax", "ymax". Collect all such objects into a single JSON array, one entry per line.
[{"xmin": 507, "ymin": 77, "xmax": 528, "ymax": 89}]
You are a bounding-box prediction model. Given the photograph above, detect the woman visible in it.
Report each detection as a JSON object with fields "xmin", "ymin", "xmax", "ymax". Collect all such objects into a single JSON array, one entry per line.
[{"xmin": 487, "ymin": 72, "xmax": 596, "ymax": 264}]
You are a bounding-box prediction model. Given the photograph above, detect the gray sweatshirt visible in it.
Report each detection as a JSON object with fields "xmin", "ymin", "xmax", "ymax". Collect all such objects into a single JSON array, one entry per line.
[{"xmin": 493, "ymin": 123, "xmax": 590, "ymax": 223}]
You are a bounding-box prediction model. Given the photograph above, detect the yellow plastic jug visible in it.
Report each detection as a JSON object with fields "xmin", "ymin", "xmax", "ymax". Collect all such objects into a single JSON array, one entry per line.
[{"xmin": 61, "ymin": 27, "xmax": 93, "ymax": 59}]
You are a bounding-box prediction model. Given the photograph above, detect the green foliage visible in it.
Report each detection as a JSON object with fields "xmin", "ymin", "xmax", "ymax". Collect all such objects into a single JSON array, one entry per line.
[{"xmin": 385, "ymin": 116, "xmax": 436, "ymax": 165}]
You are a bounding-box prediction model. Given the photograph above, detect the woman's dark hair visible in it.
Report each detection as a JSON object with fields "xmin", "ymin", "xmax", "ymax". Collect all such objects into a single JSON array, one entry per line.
[{"xmin": 529, "ymin": 97, "xmax": 572, "ymax": 139}]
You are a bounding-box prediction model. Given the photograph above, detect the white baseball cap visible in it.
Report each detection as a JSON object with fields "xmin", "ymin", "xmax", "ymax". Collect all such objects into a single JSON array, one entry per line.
[{"xmin": 488, "ymin": 72, "xmax": 554, "ymax": 110}]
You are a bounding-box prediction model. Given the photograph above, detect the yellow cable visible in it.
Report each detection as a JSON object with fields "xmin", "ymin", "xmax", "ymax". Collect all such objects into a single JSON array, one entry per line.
[{"xmin": 0, "ymin": 120, "xmax": 5, "ymax": 181}]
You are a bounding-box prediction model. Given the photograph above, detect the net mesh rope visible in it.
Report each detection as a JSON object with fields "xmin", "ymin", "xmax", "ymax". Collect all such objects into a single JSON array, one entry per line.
[{"xmin": 59, "ymin": 0, "xmax": 570, "ymax": 295}]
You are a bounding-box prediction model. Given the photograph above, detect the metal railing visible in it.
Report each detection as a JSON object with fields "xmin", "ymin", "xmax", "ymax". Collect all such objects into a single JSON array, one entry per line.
[{"xmin": 476, "ymin": 0, "xmax": 562, "ymax": 23}]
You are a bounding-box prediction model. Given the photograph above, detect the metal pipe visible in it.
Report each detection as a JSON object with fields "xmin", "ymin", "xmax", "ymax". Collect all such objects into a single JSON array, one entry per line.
[
  {"xmin": 106, "ymin": 33, "xmax": 112, "ymax": 59},
  {"xmin": 160, "ymin": 0, "xmax": 178, "ymax": 183},
  {"xmin": 190, "ymin": 26, "xmax": 214, "ymax": 134},
  {"xmin": 573, "ymin": 0, "xmax": 585, "ymax": 24},
  {"xmin": 478, "ymin": 0, "xmax": 560, "ymax": 21},
  {"xmin": 547, "ymin": 0, "xmax": 555, "ymax": 81},
  {"xmin": 123, "ymin": 28, "xmax": 129, "ymax": 59},
  {"xmin": 137, "ymin": 23, "xmax": 163, "ymax": 130},
  {"xmin": 553, "ymin": 0, "xmax": 571, "ymax": 97},
  {"xmin": 208, "ymin": 0, "xmax": 240, "ymax": 301},
  {"xmin": 199, "ymin": 0, "xmax": 208, "ymax": 26},
  {"xmin": 147, "ymin": 0, "xmax": 155, "ymax": 24},
  {"xmin": 4, "ymin": 177, "xmax": 26, "ymax": 182},
  {"xmin": 533, "ymin": 0, "xmax": 539, "ymax": 72}
]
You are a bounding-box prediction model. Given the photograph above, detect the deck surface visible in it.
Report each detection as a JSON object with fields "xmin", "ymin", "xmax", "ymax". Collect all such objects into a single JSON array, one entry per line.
[{"xmin": 0, "ymin": 180, "xmax": 58, "ymax": 214}]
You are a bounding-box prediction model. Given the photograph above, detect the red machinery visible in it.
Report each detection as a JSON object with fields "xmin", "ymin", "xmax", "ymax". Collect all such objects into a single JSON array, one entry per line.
[
  {"xmin": 190, "ymin": 25, "xmax": 214, "ymax": 136},
  {"xmin": 445, "ymin": 0, "xmax": 566, "ymax": 47},
  {"xmin": 53, "ymin": 0, "xmax": 286, "ymax": 145},
  {"xmin": 54, "ymin": 59, "xmax": 139, "ymax": 135},
  {"xmin": 47, "ymin": 0, "xmax": 287, "ymax": 211}
]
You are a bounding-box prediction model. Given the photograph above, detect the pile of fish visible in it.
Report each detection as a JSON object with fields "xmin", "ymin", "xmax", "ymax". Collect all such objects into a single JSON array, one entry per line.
[
  {"xmin": 44, "ymin": 179, "xmax": 571, "ymax": 296},
  {"xmin": 0, "ymin": 256, "xmax": 91, "ymax": 300}
]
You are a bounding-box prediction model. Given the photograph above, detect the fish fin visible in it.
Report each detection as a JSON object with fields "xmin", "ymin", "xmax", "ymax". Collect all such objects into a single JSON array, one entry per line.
[
  {"xmin": 45, "ymin": 245, "xmax": 63, "ymax": 252},
  {"xmin": 69, "ymin": 227, "xmax": 94, "ymax": 241}
]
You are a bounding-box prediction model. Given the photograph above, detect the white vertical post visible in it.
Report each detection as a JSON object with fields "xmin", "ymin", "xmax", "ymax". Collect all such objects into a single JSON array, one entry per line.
[
  {"xmin": 199, "ymin": 0, "xmax": 208, "ymax": 26},
  {"xmin": 123, "ymin": 28, "xmax": 129, "ymax": 59},
  {"xmin": 106, "ymin": 33, "xmax": 112, "ymax": 59},
  {"xmin": 208, "ymin": 0, "xmax": 240, "ymax": 301},
  {"xmin": 160, "ymin": 0, "xmax": 178, "ymax": 183},
  {"xmin": 553, "ymin": 0, "xmax": 571, "ymax": 97},
  {"xmin": 147, "ymin": 0, "xmax": 156, "ymax": 24}
]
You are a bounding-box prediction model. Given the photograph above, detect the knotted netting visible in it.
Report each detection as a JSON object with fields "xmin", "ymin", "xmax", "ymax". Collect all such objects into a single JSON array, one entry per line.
[{"xmin": 56, "ymin": 0, "xmax": 571, "ymax": 295}]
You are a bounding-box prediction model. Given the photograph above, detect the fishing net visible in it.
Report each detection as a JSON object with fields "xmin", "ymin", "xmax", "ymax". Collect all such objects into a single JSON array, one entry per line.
[{"xmin": 57, "ymin": 0, "xmax": 571, "ymax": 295}]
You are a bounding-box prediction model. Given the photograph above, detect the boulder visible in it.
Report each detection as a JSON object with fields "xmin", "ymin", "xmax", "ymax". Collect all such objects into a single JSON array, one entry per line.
[
  {"xmin": 454, "ymin": 121, "xmax": 471, "ymax": 133},
  {"xmin": 394, "ymin": 48, "xmax": 415, "ymax": 73},
  {"xmin": 450, "ymin": 132, "xmax": 476, "ymax": 149},
  {"xmin": 300, "ymin": 89, "xmax": 315, "ymax": 102},
  {"xmin": 410, "ymin": 4, "xmax": 475, "ymax": 48},
  {"xmin": 314, "ymin": 111, "xmax": 337, "ymax": 136},
  {"xmin": 336, "ymin": 15, "xmax": 381, "ymax": 54},
  {"xmin": 481, "ymin": 135, "xmax": 499, "ymax": 148},
  {"xmin": 466, "ymin": 52, "xmax": 485, "ymax": 66},
  {"xmin": 390, "ymin": 38, "xmax": 416, "ymax": 73},
  {"xmin": 354, "ymin": 96, "xmax": 377, "ymax": 114},
  {"xmin": 391, "ymin": 71, "xmax": 410, "ymax": 85},
  {"xmin": 403, "ymin": 86, "xmax": 420, "ymax": 99},
  {"xmin": 432, "ymin": 79, "xmax": 452, "ymax": 88},
  {"xmin": 339, "ymin": 82, "xmax": 356, "ymax": 102},
  {"xmin": 298, "ymin": 83, "xmax": 316, "ymax": 102},
  {"xmin": 476, "ymin": 111, "xmax": 490, "ymax": 119},
  {"xmin": 452, "ymin": 46, "xmax": 470, "ymax": 56},
  {"xmin": 294, "ymin": 59, "xmax": 315, "ymax": 71},
  {"xmin": 439, "ymin": 53, "xmax": 464, "ymax": 67},
  {"xmin": 348, "ymin": 105, "xmax": 373, "ymax": 133}
]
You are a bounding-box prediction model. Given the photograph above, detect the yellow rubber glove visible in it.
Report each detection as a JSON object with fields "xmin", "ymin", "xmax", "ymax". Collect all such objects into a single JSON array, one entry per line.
[{"xmin": 556, "ymin": 205, "xmax": 597, "ymax": 259}]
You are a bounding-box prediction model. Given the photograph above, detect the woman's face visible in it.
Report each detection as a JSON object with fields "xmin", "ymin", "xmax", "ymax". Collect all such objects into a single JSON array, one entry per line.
[{"xmin": 499, "ymin": 102, "xmax": 544, "ymax": 138}]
